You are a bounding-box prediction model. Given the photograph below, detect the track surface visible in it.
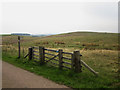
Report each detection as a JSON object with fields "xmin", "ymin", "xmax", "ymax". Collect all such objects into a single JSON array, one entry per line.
[{"xmin": 2, "ymin": 61, "xmax": 69, "ymax": 88}]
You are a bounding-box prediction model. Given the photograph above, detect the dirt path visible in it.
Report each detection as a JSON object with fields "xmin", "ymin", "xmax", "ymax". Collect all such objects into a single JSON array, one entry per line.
[{"xmin": 2, "ymin": 61, "xmax": 69, "ymax": 88}]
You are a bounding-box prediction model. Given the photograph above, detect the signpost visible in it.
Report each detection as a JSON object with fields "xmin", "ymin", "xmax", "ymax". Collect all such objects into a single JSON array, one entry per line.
[{"xmin": 18, "ymin": 36, "xmax": 20, "ymax": 58}]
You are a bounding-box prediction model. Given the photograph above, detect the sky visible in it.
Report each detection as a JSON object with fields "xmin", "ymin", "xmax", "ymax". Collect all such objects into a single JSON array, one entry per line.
[{"xmin": 1, "ymin": 0, "xmax": 118, "ymax": 34}]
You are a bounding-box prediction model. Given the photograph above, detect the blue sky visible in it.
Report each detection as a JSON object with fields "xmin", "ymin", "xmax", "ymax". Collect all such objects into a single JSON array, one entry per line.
[{"xmin": 2, "ymin": 1, "xmax": 118, "ymax": 34}]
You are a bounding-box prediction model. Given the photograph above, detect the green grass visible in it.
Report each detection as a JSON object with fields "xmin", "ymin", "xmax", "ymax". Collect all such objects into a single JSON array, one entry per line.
[
  {"xmin": 2, "ymin": 51, "xmax": 120, "ymax": 88},
  {"xmin": 2, "ymin": 32, "xmax": 120, "ymax": 88}
]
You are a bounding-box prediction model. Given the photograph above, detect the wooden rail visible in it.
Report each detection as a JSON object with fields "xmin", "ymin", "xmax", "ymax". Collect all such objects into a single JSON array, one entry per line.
[
  {"xmin": 62, "ymin": 65, "xmax": 71, "ymax": 69},
  {"xmin": 24, "ymin": 53, "xmax": 29, "ymax": 58},
  {"xmin": 81, "ymin": 60, "xmax": 98, "ymax": 76},
  {"xmin": 27, "ymin": 46, "xmax": 98, "ymax": 75},
  {"xmin": 33, "ymin": 56, "xmax": 39, "ymax": 60},
  {"xmin": 62, "ymin": 57, "xmax": 72, "ymax": 60},
  {"xmin": 33, "ymin": 54, "xmax": 39, "ymax": 57},
  {"xmin": 33, "ymin": 50, "xmax": 39, "ymax": 53},
  {"xmin": 45, "ymin": 56, "xmax": 59, "ymax": 61},
  {"xmin": 62, "ymin": 61, "xmax": 71, "ymax": 65},
  {"xmin": 45, "ymin": 54, "xmax": 59, "ymax": 62},
  {"xmin": 45, "ymin": 52, "xmax": 57, "ymax": 56}
]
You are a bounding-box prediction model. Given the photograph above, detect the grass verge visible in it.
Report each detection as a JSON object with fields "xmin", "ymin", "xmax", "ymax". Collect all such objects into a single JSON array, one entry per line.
[{"xmin": 2, "ymin": 52, "xmax": 120, "ymax": 88}]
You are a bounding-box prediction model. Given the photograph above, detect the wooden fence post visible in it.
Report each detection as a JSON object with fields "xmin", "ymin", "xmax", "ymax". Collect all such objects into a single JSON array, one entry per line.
[
  {"xmin": 71, "ymin": 54, "xmax": 75, "ymax": 70},
  {"xmin": 39, "ymin": 46, "xmax": 41, "ymax": 64},
  {"xmin": 39, "ymin": 46, "xmax": 45, "ymax": 65},
  {"xmin": 18, "ymin": 36, "xmax": 20, "ymax": 58},
  {"xmin": 73, "ymin": 51, "xmax": 82, "ymax": 73},
  {"xmin": 28, "ymin": 47, "xmax": 33, "ymax": 60},
  {"xmin": 59, "ymin": 49, "xmax": 63, "ymax": 69}
]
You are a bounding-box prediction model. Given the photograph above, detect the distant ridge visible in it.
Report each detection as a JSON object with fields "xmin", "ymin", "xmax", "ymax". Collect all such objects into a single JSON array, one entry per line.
[
  {"xmin": 11, "ymin": 33, "xmax": 55, "ymax": 37},
  {"xmin": 11, "ymin": 33, "xmax": 30, "ymax": 36}
]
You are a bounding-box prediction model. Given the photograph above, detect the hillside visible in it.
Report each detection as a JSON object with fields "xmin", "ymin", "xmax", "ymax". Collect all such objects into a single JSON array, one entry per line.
[{"xmin": 2, "ymin": 32, "xmax": 119, "ymax": 50}]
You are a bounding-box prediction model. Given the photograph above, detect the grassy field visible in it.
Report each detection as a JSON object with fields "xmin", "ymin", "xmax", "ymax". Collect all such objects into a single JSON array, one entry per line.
[
  {"xmin": 1, "ymin": 32, "xmax": 120, "ymax": 88},
  {"xmin": 2, "ymin": 32, "xmax": 119, "ymax": 50}
]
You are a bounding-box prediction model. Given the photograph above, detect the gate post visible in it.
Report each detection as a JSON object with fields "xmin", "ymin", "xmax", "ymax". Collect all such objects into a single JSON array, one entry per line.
[
  {"xmin": 28, "ymin": 47, "xmax": 33, "ymax": 60},
  {"xmin": 73, "ymin": 51, "xmax": 82, "ymax": 73},
  {"xmin": 39, "ymin": 46, "xmax": 45, "ymax": 65},
  {"xmin": 59, "ymin": 49, "xmax": 63, "ymax": 69}
]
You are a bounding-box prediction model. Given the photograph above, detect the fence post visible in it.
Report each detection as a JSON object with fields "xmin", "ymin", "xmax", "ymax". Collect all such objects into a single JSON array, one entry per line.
[
  {"xmin": 28, "ymin": 47, "xmax": 33, "ymax": 60},
  {"xmin": 39, "ymin": 46, "xmax": 40, "ymax": 64},
  {"xmin": 18, "ymin": 36, "xmax": 21, "ymax": 58},
  {"xmin": 71, "ymin": 54, "xmax": 75, "ymax": 70},
  {"xmin": 73, "ymin": 51, "xmax": 82, "ymax": 73},
  {"xmin": 39, "ymin": 46, "xmax": 45, "ymax": 65},
  {"xmin": 58, "ymin": 49, "xmax": 63, "ymax": 69}
]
